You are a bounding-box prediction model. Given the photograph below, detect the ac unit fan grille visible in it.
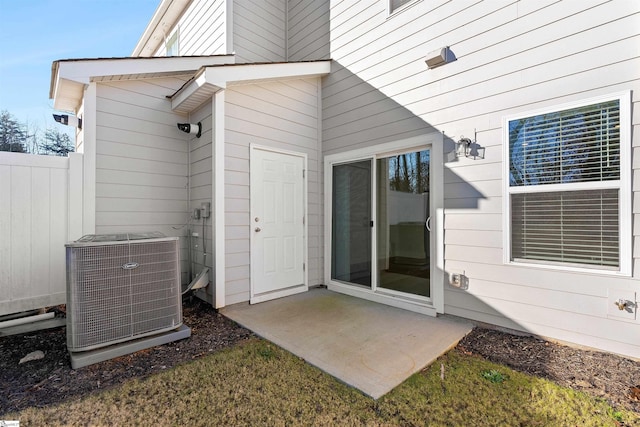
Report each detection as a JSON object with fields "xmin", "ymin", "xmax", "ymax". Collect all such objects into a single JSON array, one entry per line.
[{"xmin": 67, "ymin": 238, "xmax": 182, "ymax": 352}]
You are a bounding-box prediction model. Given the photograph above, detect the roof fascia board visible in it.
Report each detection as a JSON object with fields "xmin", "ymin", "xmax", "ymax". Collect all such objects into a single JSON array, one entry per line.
[
  {"xmin": 171, "ymin": 71, "xmax": 221, "ymax": 111},
  {"xmin": 132, "ymin": 0, "xmax": 192, "ymax": 57},
  {"xmin": 56, "ymin": 56, "xmax": 235, "ymax": 84},
  {"xmin": 206, "ymin": 60, "xmax": 332, "ymax": 87},
  {"xmin": 171, "ymin": 61, "xmax": 331, "ymax": 113}
]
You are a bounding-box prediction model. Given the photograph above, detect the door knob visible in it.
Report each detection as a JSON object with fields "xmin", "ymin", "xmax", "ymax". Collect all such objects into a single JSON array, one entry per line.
[{"xmin": 255, "ymin": 227, "xmax": 261, "ymax": 232}]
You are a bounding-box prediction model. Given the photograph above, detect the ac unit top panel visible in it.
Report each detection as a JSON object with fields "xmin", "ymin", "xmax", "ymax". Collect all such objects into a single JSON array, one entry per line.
[{"xmin": 66, "ymin": 232, "xmax": 177, "ymax": 247}]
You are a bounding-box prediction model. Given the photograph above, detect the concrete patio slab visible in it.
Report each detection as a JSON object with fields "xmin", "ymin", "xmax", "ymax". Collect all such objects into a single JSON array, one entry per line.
[{"xmin": 222, "ymin": 288, "xmax": 473, "ymax": 399}]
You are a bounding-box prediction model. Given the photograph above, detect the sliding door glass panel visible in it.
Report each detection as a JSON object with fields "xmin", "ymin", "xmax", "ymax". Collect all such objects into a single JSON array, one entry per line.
[
  {"xmin": 331, "ymin": 160, "xmax": 372, "ymax": 287},
  {"xmin": 376, "ymin": 150, "xmax": 430, "ymax": 297}
]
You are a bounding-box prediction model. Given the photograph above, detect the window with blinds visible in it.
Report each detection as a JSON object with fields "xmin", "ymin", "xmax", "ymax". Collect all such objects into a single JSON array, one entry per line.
[{"xmin": 506, "ymin": 96, "xmax": 627, "ymax": 271}]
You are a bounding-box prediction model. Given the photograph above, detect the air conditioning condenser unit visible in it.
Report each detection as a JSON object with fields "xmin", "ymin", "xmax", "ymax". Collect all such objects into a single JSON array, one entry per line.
[{"xmin": 65, "ymin": 232, "xmax": 190, "ymax": 368}]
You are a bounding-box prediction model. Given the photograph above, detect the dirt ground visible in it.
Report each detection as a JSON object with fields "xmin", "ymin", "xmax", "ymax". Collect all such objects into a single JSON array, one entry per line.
[{"xmin": 1, "ymin": 297, "xmax": 638, "ymax": 416}]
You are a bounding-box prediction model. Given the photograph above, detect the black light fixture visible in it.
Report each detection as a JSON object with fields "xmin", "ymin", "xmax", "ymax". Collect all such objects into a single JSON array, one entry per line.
[
  {"xmin": 177, "ymin": 122, "xmax": 202, "ymax": 138},
  {"xmin": 53, "ymin": 114, "xmax": 82, "ymax": 129}
]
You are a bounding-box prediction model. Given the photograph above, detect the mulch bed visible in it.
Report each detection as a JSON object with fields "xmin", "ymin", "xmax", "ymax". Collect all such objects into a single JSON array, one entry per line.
[
  {"xmin": 1, "ymin": 297, "xmax": 638, "ymax": 416},
  {"xmin": 0, "ymin": 297, "xmax": 253, "ymax": 415},
  {"xmin": 457, "ymin": 328, "xmax": 640, "ymax": 413}
]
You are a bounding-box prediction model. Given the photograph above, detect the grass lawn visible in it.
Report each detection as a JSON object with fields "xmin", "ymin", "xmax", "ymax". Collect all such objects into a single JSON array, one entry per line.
[{"xmin": 9, "ymin": 338, "xmax": 639, "ymax": 426}]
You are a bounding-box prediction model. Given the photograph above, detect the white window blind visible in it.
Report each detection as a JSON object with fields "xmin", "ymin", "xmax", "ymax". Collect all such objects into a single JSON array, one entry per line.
[
  {"xmin": 511, "ymin": 189, "xmax": 619, "ymax": 268},
  {"xmin": 507, "ymin": 98, "xmax": 624, "ymax": 270}
]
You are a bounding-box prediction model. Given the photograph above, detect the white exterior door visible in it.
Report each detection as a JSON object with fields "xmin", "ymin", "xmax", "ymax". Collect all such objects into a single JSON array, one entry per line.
[{"xmin": 250, "ymin": 146, "xmax": 306, "ymax": 303}]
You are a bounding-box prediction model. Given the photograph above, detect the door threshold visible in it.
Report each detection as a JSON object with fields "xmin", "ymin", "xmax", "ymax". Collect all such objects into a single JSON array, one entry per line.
[
  {"xmin": 250, "ymin": 284, "xmax": 307, "ymax": 304},
  {"xmin": 328, "ymin": 282, "xmax": 437, "ymax": 316}
]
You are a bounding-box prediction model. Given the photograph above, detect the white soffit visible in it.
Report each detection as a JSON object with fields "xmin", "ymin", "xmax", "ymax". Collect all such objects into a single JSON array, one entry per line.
[
  {"xmin": 170, "ymin": 60, "xmax": 332, "ymax": 114},
  {"xmin": 50, "ymin": 55, "xmax": 235, "ymax": 112}
]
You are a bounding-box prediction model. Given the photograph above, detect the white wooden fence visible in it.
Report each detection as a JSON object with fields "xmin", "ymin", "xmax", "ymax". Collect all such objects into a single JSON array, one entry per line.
[{"xmin": 0, "ymin": 152, "xmax": 83, "ymax": 316}]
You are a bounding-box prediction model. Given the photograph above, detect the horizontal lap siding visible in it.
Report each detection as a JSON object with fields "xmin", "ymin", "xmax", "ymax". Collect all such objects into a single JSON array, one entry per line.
[
  {"xmin": 225, "ymin": 78, "xmax": 322, "ymax": 305},
  {"xmin": 325, "ymin": 0, "xmax": 640, "ymax": 357},
  {"xmin": 155, "ymin": 0, "xmax": 227, "ymax": 56},
  {"xmin": 95, "ymin": 78, "xmax": 191, "ymax": 282},
  {"xmin": 287, "ymin": 0, "xmax": 330, "ymax": 61},
  {"xmin": 188, "ymin": 101, "xmax": 214, "ymax": 300},
  {"xmin": 234, "ymin": 0, "xmax": 286, "ymax": 62}
]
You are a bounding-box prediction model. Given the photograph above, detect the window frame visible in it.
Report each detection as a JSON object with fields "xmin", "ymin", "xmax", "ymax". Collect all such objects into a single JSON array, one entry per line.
[
  {"xmin": 165, "ymin": 28, "xmax": 179, "ymax": 57},
  {"xmin": 502, "ymin": 91, "xmax": 632, "ymax": 276},
  {"xmin": 387, "ymin": 0, "xmax": 421, "ymax": 16}
]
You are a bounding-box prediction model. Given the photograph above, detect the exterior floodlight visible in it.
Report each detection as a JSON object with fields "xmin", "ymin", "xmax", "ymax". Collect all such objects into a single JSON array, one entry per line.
[
  {"xmin": 177, "ymin": 122, "xmax": 202, "ymax": 138},
  {"xmin": 53, "ymin": 114, "xmax": 82, "ymax": 129},
  {"xmin": 425, "ymin": 46, "xmax": 456, "ymax": 69}
]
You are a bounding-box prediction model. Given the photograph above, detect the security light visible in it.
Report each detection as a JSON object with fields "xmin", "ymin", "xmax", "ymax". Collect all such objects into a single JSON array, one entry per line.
[{"xmin": 177, "ymin": 122, "xmax": 202, "ymax": 138}]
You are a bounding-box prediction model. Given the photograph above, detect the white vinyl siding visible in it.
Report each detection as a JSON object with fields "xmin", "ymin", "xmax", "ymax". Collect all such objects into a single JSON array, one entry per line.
[
  {"xmin": 224, "ymin": 78, "xmax": 322, "ymax": 305},
  {"xmin": 151, "ymin": 0, "xmax": 329, "ymax": 62},
  {"xmin": 287, "ymin": 0, "xmax": 330, "ymax": 61},
  {"xmin": 188, "ymin": 101, "xmax": 214, "ymax": 300},
  {"xmin": 505, "ymin": 95, "xmax": 630, "ymax": 273},
  {"xmin": 389, "ymin": 0, "xmax": 417, "ymax": 14},
  {"xmin": 324, "ymin": 0, "xmax": 640, "ymax": 358},
  {"xmin": 233, "ymin": 0, "xmax": 286, "ymax": 63},
  {"xmin": 94, "ymin": 77, "xmax": 192, "ymax": 282},
  {"xmin": 155, "ymin": 0, "xmax": 228, "ymax": 57}
]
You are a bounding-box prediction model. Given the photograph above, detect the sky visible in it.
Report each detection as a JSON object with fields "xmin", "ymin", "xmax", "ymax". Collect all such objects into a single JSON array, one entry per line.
[{"xmin": 0, "ymin": 0, "xmax": 160, "ymax": 134}]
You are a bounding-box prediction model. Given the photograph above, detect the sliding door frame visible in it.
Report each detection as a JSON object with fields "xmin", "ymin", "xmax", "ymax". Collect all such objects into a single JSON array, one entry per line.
[{"xmin": 324, "ymin": 134, "xmax": 444, "ymax": 316}]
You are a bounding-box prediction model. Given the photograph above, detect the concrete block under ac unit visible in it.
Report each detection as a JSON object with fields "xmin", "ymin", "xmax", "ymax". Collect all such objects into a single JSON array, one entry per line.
[{"xmin": 425, "ymin": 47, "xmax": 455, "ymax": 69}]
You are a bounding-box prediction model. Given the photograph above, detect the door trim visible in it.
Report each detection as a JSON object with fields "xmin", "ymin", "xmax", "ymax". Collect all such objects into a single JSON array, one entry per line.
[
  {"xmin": 250, "ymin": 144, "xmax": 308, "ymax": 304},
  {"xmin": 323, "ymin": 134, "xmax": 444, "ymax": 316}
]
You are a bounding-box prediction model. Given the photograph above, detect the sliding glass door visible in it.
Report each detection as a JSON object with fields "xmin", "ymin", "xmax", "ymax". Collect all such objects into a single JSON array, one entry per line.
[
  {"xmin": 330, "ymin": 149, "xmax": 431, "ymax": 299},
  {"xmin": 376, "ymin": 150, "xmax": 430, "ymax": 297},
  {"xmin": 331, "ymin": 160, "xmax": 372, "ymax": 287}
]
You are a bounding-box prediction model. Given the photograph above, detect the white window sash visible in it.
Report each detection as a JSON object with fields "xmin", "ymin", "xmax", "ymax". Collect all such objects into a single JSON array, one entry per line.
[{"xmin": 502, "ymin": 91, "xmax": 631, "ymax": 276}]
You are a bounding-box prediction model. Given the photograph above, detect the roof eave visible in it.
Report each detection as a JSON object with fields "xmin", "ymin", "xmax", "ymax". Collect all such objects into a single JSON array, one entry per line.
[
  {"xmin": 132, "ymin": 0, "xmax": 192, "ymax": 57},
  {"xmin": 49, "ymin": 55, "xmax": 236, "ymax": 114},
  {"xmin": 171, "ymin": 60, "xmax": 332, "ymax": 114}
]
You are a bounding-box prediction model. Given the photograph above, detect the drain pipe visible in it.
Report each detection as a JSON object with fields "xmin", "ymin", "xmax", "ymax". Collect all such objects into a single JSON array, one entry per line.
[
  {"xmin": 183, "ymin": 205, "xmax": 210, "ymax": 295},
  {"xmin": 0, "ymin": 312, "xmax": 55, "ymax": 329}
]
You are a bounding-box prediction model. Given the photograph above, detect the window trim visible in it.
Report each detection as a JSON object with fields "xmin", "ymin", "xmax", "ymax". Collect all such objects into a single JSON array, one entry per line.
[
  {"xmin": 502, "ymin": 91, "xmax": 632, "ymax": 276},
  {"xmin": 165, "ymin": 28, "xmax": 179, "ymax": 57},
  {"xmin": 387, "ymin": 0, "xmax": 422, "ymax": 16}
]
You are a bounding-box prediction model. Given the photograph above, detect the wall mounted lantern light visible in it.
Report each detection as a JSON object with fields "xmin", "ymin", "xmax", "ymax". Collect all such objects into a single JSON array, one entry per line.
[
  {"xmin": 456, "ymin": 130, "xmax": 484, "ymax": 160},
  {"xmin": 456, "ymin": 137, "xmax": 473, "ymax": 158}
]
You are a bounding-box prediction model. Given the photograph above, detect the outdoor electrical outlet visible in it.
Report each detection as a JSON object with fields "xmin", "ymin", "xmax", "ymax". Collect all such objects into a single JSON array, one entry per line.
[
  {"xmin": 450, "ymin": 274, "xmax": 462, "ymax": 287},
  {"xmin": 449, "ymin": 272, "xmax": 468, "ymax": 290}
]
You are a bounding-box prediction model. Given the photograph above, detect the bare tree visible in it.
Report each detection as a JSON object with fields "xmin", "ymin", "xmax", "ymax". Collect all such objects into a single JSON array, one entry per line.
[{"xmin": 41, "ymin": 128, "xmax": 74, "ymax": 156}]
